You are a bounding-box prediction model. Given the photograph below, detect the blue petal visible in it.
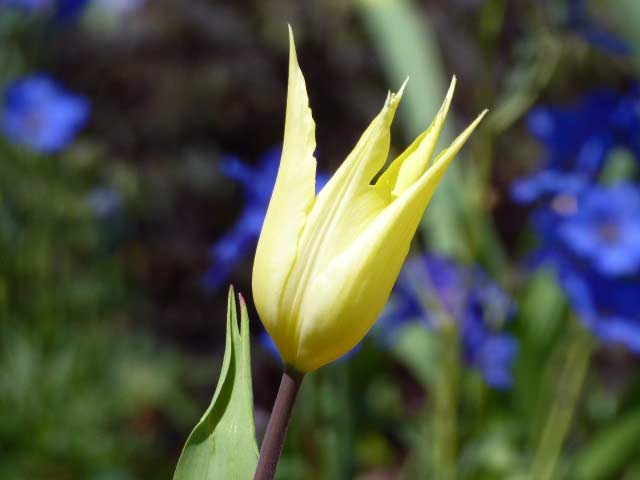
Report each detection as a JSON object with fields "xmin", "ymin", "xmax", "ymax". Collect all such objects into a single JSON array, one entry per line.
[{"xmin": 2, "ymin": 74, "xmax": 90, "ymax": 153}]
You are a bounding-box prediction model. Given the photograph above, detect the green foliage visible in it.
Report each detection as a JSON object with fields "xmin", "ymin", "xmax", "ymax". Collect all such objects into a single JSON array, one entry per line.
[
  {"xmin": 390, "ymin": 322, "xmax": 440, "ymax": 387},
  {"xmin": 0, "ymin": 124, "xmax": 191, "ymax": 477},
  {"xmin": 572, "ymin": 409, "xmax": 640, "ymax": 480},
  {"xmin": 173, "ymin": 288, "xmax": 258, "ymax": 480},
  {"xmin": 0, "ymin": 326, "xmax": 191, "ymax": 479}
]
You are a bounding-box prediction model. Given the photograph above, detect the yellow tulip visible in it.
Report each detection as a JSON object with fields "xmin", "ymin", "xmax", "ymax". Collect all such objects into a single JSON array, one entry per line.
[{"xmin": 252, "ymin": 27, "xmax": 487, "ymax": 372}]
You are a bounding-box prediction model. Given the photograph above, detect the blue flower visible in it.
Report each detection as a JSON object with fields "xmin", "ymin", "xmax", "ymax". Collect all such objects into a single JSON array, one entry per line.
[
  {"xmin": 203, "ymin": 148, "xmax": 328, "ymax": 290},
  {"xmin": 1, "ymin": 0, "xmax": 49, "ymax": 10},
  {"xmin": 527, "ymin": 183, "xmax": 640, "ymax": 352},
  {"xmin": 552, "ymin": 257, "xmax": 640, "ymax": 353},
  {"xmin": 557, "ymin": 184, "xmax": 640, "ymax": 276},
  {"xmin": 1, "ymin": 0, "xmax": 89, "ymax": 20},
  {"xmin": 55, "ymin": 0, "xmax": 88, "ymax": 20},
  {"xmin": 470, "ymin": 334, "xmax": 519, "ymax": 390},
  {"xmin": 567, "ymin": 0, "xmax": 631, "ymax": 55},
  {"xmin": 259, "ymin": 329, "xmax": 282, "ymax": 362},
  {"xmin": 379, "ymin": 255, "xmax": 518, "ymax": 390},
  {"xmin": 512, "ymin": 87, "xmax": 640, "ymax": 203},
  {"xmin": 529, "ymin": 183, "xmax": 640, "ymax": 277},
  {"xmin": 1, "ymin": 75, "xmax": 90, "ymax": 153},
  {"xmin": 511, "ymin": 171, "xmax": 588, "ymax": 204}
]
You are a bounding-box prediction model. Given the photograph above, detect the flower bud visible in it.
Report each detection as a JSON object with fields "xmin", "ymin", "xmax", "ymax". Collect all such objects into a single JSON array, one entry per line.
[{"xmin": 252, "ymin": 27, "xmax": 486, "ymax": 372}]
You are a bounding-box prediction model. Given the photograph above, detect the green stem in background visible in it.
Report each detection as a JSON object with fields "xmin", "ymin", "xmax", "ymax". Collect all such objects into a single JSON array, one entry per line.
[
  {"xmin": 356, "ymin": 0, "xmax": 449, "ymax": 140},
  {"xmin": 320, "ymin": 362, "xmax": 353, "ymax": 479},
  {"xmin": 529, "ymin": 323, "xmax": 593, "ymax": 480},
  {"xmin": 397, "ymin": 266, "xmax": 461, "ymax": 479},
  {"xmin": 608, "ymin": 0, "xmax": 640, "ymax": 66},
  {"xmin": 487, "ymin": 30, "xmax": 560, "ymax": 134},
  {"xmin": 254, "ymin": 367, "xmax": 305, "ymax": 480},
  {"xmin": 432, "ymin": 320, "xmax": 460, "ymax": 480}
]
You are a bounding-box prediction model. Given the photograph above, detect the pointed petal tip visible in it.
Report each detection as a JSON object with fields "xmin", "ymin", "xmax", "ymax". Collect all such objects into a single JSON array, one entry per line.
[
  {"xmin": 288, "ymin": 25, "xmax": 296, "ymax": 51},
  {"xmin": 447, "ymin": 109, "xmax": 487, "ymax": 146},
  {"xmin": 385, "ymin": 78, "xmax": 409, "ymax": 109},
  {"xmin": 397, "ymin": 77, "xmax": 410, "ymax": 97},
  {"xmin": 449, "ymin": 108, "xmax": 489, "ymax": 150},
  {"xmin": 429, "ymin": 76, "xmax": 456, "ymax": 126},
  {"xmin": 288, "ymin": 25, "xmax": 300, "ymax": 62},
  {"xmin": 447, "ymin": 76, "xmax": 457, "ymax": 96},
  {"xmin": 476, "ymin": 108, "xmax": 489, "ymax": 123}
]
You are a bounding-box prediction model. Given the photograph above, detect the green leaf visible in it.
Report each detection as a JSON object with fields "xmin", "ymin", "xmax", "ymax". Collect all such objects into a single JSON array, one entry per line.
[
  {"xmin": 173, "ymin": 287, "xmax": 258, "ymax": 480},
  {"xmin": 390, "ymin": 322, "xmax": 440, "ymax": 387},
  {"xmin": 600, "ymin": 148, "xmax": 638, "ymax": 185},
  {"xmin": 572, "ymin": 409, "xmax": 640, "ymax": 480}
]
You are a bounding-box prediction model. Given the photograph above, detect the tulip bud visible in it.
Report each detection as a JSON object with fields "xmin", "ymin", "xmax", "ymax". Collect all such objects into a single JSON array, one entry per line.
[{"xmin": 252, "ymin": 27, "xmax": 487, "ymax": 372}]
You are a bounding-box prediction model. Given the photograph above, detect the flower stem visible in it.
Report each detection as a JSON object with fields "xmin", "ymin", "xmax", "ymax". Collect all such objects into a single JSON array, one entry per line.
[
  {"xmin": 433, "ymin": 320, "xmax": 460, "ymax": 480},
  {"xmin": 254, "ymin": 367, "xmax": 305, "ymax": 480},
  {"xmin": 529, "ymin": 323, "xmax": 592, "ymax": 480}
]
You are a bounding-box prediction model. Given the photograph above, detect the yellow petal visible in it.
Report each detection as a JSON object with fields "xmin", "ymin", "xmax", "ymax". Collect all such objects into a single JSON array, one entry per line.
[
  {"xmin": 298, "ymin": 81, "xmax": 408, "ymax": 265},
  {"xmin": 273, "ymin": 85, "xmax": 406, "ymax": 363},
  {"xmin": 292, "ymin": 109, "xmax": 488, "ymax": 371},
  {"xmin": 252, "ymin": 26, "xmax": 318, "ymax": 340},
  {"xmin": 375, "ymin": 76, "xmax": 456, "ymax": 198}
]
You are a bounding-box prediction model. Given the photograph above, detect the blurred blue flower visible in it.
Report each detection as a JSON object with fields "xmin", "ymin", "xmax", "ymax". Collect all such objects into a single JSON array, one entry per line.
[
  {"xmin": 511, "ymin": 171, "xmax": 587, "ymax": 204},
  {"xmin": 557, "ymin": 184, "xmax": 640, "ymax": 276},
  {"xmin": 515, "ymin": 70, "xmax": 640, "ymax": 354},
  {"xmin": 530, "ymin": 183, "xmax": 640, "ymax": 276},
  {"xmin": 55, "ymin": 0, "xmax": 87, "ymax": 20},
  {"xmin": 1, "ymin": 75, "xmax": 90, "ymax": 153},
  {"xmin": 513, "ymin": 87, "xmax": 640, "ymax": 203},
  {"xmin": 1, "ymin": 0, "xmax": 89, "ymax": 20},
  {"xmin": 203, "ymin": 148, "xmax": 328, "ymax": 290},
  {"xmin": 550, "ymin": 256, "xmax": 640, "ymax": 353},
  {"xmin": 259, "ymin": 329, "xmax": 281, "ymax": 362},
  {"xmin": 568, "ymin": 0, "xmax": 631, "ymax": 55},
  {"xmin": 528, "ymin": 183, "xmax": 640, "ymax": 352},
  {"xmin": 0, "ymin": 0, "xmax": 49, "ymax": 11},
  {"xmin": 379, "ymin": 255, "xmax": 518, "ymax": 390}
]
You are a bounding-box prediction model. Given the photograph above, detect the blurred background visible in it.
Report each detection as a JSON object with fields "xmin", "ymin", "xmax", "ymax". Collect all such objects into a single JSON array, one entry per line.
[{"xmin": 3, "ymin": 0, "xmax": 640, "ymax": 478}]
